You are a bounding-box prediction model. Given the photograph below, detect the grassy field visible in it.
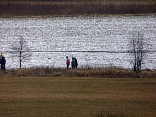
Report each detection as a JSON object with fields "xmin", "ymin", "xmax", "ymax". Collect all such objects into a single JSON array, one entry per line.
[{"xmin": 0, "ymin": 77, "xmax": 156, "ymax": 117}]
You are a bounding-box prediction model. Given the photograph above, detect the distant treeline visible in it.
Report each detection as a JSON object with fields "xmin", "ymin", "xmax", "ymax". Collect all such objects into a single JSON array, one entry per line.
[
  {"xmin": 0, "ymin": 0, "xmax": 156, "ymax": 2},
  {"xmin": 0, "ymin": 1, "xmax": 156, "ymax": 17},
  {"xmin": 0, "ymin": 0, "xmax": 155, "ymax": 2}
]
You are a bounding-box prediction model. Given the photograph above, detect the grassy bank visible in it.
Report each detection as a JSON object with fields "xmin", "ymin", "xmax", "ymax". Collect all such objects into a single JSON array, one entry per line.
[
  {"xmin": 0, "ymin": 1, "xmax": 156, "ymax": 17},
  {"xmin": 1, "ymin": 67, "xmax": 156, "ymax": 78},
  {"xmin": 0, "ymin": 77, "xmax": 156, "ymax": 117}
]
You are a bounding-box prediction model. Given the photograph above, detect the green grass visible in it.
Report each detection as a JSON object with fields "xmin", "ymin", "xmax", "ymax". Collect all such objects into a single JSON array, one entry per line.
[{"xmin": 0, "ymin": 77, "xmax": 156, "ymax": 117}]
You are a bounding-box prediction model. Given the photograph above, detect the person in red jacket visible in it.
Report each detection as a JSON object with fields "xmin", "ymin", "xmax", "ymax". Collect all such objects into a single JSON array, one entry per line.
[{"xmin": 66, "ymin": 56, "xmax": 70, "ymax": 70}]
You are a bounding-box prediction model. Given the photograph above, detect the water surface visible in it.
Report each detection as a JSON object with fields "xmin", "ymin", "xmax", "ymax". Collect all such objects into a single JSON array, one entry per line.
[{"xmin": 0, "ymin": 16, "xmax": 156, "ymax": 69}]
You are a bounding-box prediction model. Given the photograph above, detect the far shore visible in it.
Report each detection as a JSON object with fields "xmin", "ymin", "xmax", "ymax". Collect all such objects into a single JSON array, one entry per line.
[
  {"xmin": 0, "ymin": 1, "xmax": 156, "ymax": 17},
  {"xmin": 0, "ymin": 13, "xmax": 156, "ymax": 18}
]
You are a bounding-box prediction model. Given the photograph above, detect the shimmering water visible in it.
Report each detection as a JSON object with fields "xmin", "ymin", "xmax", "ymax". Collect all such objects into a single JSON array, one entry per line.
[{"xmin": 0, "ymin": 16, "xmax": 156, "ymax": 69}]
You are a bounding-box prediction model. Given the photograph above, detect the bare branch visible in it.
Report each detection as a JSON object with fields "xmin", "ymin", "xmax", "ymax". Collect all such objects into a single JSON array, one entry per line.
[
  {"xmin": 10, "ymin": 35, "xmax": 32, "ymax": 69},
  {"xmin": 129, "ymin": 31, "xmax": 145, "ymax": 73}
]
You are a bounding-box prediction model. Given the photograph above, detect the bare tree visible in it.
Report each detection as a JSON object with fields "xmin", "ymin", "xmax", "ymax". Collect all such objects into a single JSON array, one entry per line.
[
  {"xmin": 130, "ymin": 32, "xmax": 144, "ymax": 73},
  {"xmin": 10, "ymin": 35, "xmax": 32, "ymax": 69}
]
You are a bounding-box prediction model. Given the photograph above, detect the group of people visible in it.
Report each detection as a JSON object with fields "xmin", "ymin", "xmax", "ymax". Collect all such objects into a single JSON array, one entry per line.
[
  {"xmin": 0, "ymin": 53, "xmax": 6, "ymax": 70},
  {"xmin": 66, "ymin": 56, "xmax": 78, "ymax": 69},
  {"xmin": 0, "ymin": 54, "xmax": 76, "ymax": 70}
]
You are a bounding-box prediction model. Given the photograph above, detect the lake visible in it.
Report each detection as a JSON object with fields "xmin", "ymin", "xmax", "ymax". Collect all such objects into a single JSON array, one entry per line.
[{"xmin": 0, "ymin": 15, "xmax": 156, "ymax": 69}]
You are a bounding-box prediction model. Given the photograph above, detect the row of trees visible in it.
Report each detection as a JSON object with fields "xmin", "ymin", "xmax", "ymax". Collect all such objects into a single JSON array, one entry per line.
[{"xmin": 10, "ymin": 32, "xmax": 146, "ymax": 73}]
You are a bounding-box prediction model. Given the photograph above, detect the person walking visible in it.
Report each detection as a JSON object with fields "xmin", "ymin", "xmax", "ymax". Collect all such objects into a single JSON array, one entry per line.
[
  {"xmin": 75, "ymin": 57, "xmax": 78, "ymax": 68},
  {"xmin": 71, "ymin": 57, "xmax": 76, "ymax": 69},
  {"xmin": 0, "ymin": 55, "xmax": 1, "ymax": 66},
  {"xmin": 71, "ymin": 57, "xmax": 78, "ymax": 69},
  {"xmin": 66, "ymin": 56, "xmax": 70, "ymax": 70},
  {"xmin": 1, "ymin": 53, "xmax": 6, "ymax": 70}
]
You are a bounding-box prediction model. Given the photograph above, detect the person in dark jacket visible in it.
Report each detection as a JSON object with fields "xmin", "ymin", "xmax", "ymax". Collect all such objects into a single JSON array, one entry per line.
[
  {"xmin": 71, "ymin": 57, "xmax": 78, "ymax": 69},
  {"xmin": 1, "ymin": 53, "xmax": 6, "ymax": 70},
  {"xmin": 75, "ymin": 57, "xmax": 78, "ymax": 68},
  {"xmin": 71, "ymin": 57, "xmax": 76, "ymax": 69},
  {"xmin": 0, "ymin": 55, "xmax": 1, "ymax": 65}
]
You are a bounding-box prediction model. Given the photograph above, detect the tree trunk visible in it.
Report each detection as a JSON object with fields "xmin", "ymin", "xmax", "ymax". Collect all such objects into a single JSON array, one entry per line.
[{"xmin": 20, "ymin": 51, "xmax": 22, "ymax": 69}]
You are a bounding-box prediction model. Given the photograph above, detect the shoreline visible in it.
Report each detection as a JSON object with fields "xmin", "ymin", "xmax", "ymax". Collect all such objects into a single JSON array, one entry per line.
[{"xmin": 0, "ymin": 13, "xmax": 156, "ymax": 18}]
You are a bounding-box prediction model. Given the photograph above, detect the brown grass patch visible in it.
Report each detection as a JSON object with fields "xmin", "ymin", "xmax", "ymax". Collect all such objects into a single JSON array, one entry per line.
[
  {"xmin": 0, "ymin": 77, "xmax": 156, "ymax": 117},
  {"xmin": 0, "ymin": 67, "xmax": 156, "ymax": 78}
]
